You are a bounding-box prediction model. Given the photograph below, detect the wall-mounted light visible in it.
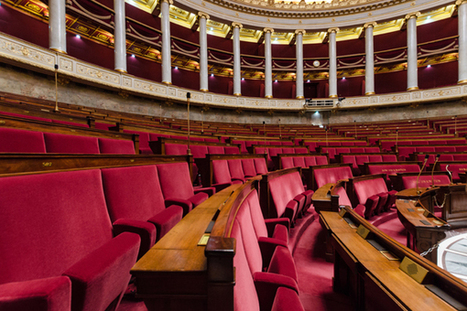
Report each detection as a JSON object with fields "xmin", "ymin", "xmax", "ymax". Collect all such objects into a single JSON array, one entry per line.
[
  {"xmin": 174, "ymin": 66, "xmax": 178, "ymax": 70},
  {"xmin": 131, "ymin": 54, "xmax": 135, "ymax": 58},
  {"xmin": 75, "ymin": 34, "xmax": 81, "ymax": 39},
  {"xmin": 427, "ymin": 65, "xmax": 431, "ymax": 68},
  {"xmin": 241, "ymin": 77, "xmax": 245, "ymax": 81},
  {"xmin": 210, "ymin": 73, "xmax": 214, "ymax": 77}
]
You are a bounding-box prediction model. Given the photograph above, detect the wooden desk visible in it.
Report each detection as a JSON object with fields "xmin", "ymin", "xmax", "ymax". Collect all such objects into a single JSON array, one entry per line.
[
  {"xmin": 320, "ymin": 208, "xmax": 467, "ymax": 311},
  {"xmin": 131, "ymin": 184, "xmax": 240, "ymax": 311}
]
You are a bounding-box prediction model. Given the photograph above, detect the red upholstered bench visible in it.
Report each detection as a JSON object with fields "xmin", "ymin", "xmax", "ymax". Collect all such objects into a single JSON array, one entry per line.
[
  {"xmin": 101, "ymin": 165, "xmax": 184, "ymax": 258},
  {"xmin": 242, "ymin": 158, "xmax": 257, "ymax": 177},
  {"xmin": 254, "ymin": 157, "xmax": 269, "ymax": 174},
  {"xmin": 365, "ymin": 162, "xmax": 421, "ymax": 183},
  {"xmin": 0, "ymin": 169, "xmax": 140, "ymax": 311},
  {"xmin": 212, "ymin": 159, "xmax": 244, "ymax": 191},
  {"xmin": 437, "ymin": 163, "xmax": 467, "ymax": 182},
  {"xmin": 124, "ymin": 130, "xmax": 152, "ymax": 154},
  {"xmin": 401, "ymin": 174, "xmax": 451, "ymax": 190}
]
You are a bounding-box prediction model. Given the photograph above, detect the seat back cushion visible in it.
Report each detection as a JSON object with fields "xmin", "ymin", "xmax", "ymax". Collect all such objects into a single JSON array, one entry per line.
[
  {"xmin": 254, "ymin": 158, "xmax": 268, "ymax": 174},
  {"xmin": 165, "ymin": 143, "xmax": 188, "ymax": 155},
  {"xmin": 213, "ymin": 160, "xmax": 233, "ymax": 184},
  {"xmin": 208, "ymin": 146, "xmax": 225, "ymax": 154},
  {"xmin": 293, "ymin": 157, "xmax": 306, "ymax": 168},
  {"xmin": 0, "ymin": 128, "xmax": 46, "ymax": 153},
  {"xmin": 157, "ymin": 162, "xmax": 194, "ymax": 199},
  {"xmin": 242, "ymin": 158, "xmax": 257, "ymax": 177},
  {"xmin": 281, "ymin": 157, "xmax": 295, "ymax": 169},
  {"xmin": 0, "ymin": 170, "xmax": 112, "ymax": 284},
  {"xmin": 304, "ymin": 156, "xmax": 317, "ymax": 167},
  {"xmin": 354, "ymin": 178, "xmax": 388, "ymax": 204},
  {"xmin": 190, "ymin": 145, "xmax": 208, "ymax": 158},
  {"xmin": 401, "ymin": 175, "xmax": 451, "ymax": 189},
  {"xmin": 44, "ymin": 133, "xmax": 100, "ymax": 154},
  {"xmin": 228, "ymin": 159, "xmax": 246, "ymax": 180},
  {"xmin": 98, "ymin": 138, "xmax": 135, "ymax": 154},
  {"xmin": 102, "ymin": 165, "xmax": 165, "ymax": 222}
]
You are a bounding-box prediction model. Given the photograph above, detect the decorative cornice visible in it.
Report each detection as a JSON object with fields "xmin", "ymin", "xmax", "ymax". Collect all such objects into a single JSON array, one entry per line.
[{"xmin": 1, "ymin": 32, "xmax": 467, "ymax": 113}]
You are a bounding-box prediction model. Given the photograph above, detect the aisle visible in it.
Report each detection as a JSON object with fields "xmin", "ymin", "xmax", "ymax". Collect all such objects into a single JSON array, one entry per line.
[{"xmin": 292, "ymin": 209, "xmax": 354, "ymax": 311}]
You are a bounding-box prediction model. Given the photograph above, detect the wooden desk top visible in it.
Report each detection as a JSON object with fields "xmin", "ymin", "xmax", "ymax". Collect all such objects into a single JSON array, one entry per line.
[
  {"xmin": 320, "ymin": 210, "xmax": 458, "ymax": 311},
  {"xmin": 132, "ymin": 184, "xmax": 240, "ymax": 274},
  {"xmin": 396, "ymin": 200, "xmax": 448, "ymax": 231}
]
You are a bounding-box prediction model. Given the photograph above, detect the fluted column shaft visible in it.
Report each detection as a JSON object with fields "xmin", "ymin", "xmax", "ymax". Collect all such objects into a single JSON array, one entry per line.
[
  {"xmin": 161, "ymin": 0, "xmax": 172, "ymax": 84},
  {"xmin": 114, "ymin": 0, "xmax": 126, "ymax": 72},
  {"xmin": 232, "ymin": 23, "xmax": 243, "ymax": 96},
  {"xmin": 458, "ymin": 0, "xmax": 467, "ymax": 84},
  {"xmin": 295, "ymin": 29, "xmax": 305, "ymax": 99},
  {"xmin": 328, "ymin": 28, "xmax": 339, "ymax": 98},
  {"xmin": 199, "ymin": 13, "xmax": 209, "ymax": 92},
  {"xmin": 264, "ymin": 28, "xmax": 274, "ymax": 98},
  {"xmin": 49, "ymin": 0, "xmax": 67, "ymax": 53},
  {"xmin": 406, "ymin": 13, "xmax": 420, "ymax": 91},
  {"xmin": 364, "ymin": 22, "xmax": 376, "ymax": 95}
]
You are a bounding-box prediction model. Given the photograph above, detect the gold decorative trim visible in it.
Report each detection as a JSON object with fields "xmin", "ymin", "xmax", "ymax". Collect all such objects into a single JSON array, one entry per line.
[
  {"xmin": 295, "ymin": 29, "xmax": 306, "ymax": 35},
  {"xmin": 363, "ymin": 22, "xmax": 377, "ymax": 29},
  {"xmin": 365, "ymin": 91, "xmax": 376, "ymax": 95},
  {"xmin": 407, "ymin": 86, "xmax": 419, "ymax": 91},
  {"xmin": 328, "ymin": 27, "xmax": 340, "ymax": 33},
  {"xmin": 115, "ymin": 69, "xmax": 127, "ymax": 73},
  {"xmin": 198, "ymin": 12, "xmax": 210, "ymax": 19},
  {"xmin": 329, "ymin": 95, "xmax": 338, "ymax": 98},
  {"xmin": 163, "ymin": 81, "xmax": 172, "ymax": 85},
  {"xmin": 263, "ymin": 27, "xmax": 274, "ymax": 34},
  {"xmin": 200, "ymin": 88, "xmax": 209, "ymax": 92},
  {"xmin": 50, "ymin": 48, "xmax": 67, "ymax": 54},
  {"xmin": 296, "ymin": 95, "xmax": 305, "ymax": 99},
  {"xmin": 456, "ymin": 0, "xmax": 467, "ymax": 6},
  {"xmin": 458, "ymin": 79, "xmax": 467, "ymax": 84},
  {"xmin": 265, "ymin": 95, "xmax": 273, "ymax": 98},
  {"xmin": 234, "ymin": 93, "xmax": 242, "ymax": 96},
  {"xmin": 232, "ymin": 22, "xmax": 243, "ymax": 29},
  {"xmin": 405, "ymin": 12, "xmax": 421, "ymax": 20}
]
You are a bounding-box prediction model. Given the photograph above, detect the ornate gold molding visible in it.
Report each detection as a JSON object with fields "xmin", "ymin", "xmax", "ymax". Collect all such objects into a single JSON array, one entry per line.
[
  {"xmin": 232, "ymin": 22, "xmax": 243, "ymax": 29},
  {"xmin": 407, "ymin": 86, "xmax": 419, "ymax": 91},
  {"xmin": 263, "ymin": 27, "xmax": 274, "ymax": 34},
  {"xmin": 198, "ymin": 12, "xmax": 210, "ymax": 19},
  {"xmin": 363, "ymin": 22, "xmax": 377, "ymax": 29},
  {"xmin": 405, "ymin": 12, "xmax": 421, "ymax": 20},
  {"xmin": 456, "ymin": 0, "xmax": 467, "ymax": 7},
  {"xmin": 328, "ymin": 27, "xmax": 339, "ymax": 33},
  {"xmin": 295, "ymin": 29, "xmax": 306, "ymax": 35}
]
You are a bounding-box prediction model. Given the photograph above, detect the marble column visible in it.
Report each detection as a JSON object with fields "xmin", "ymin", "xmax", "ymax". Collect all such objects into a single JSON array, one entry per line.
[
  {"xmin": 295, "ymin": 29, "xmax": 306, "ymax": 99},
  {"xmin": 161, "ymin": 0, "xmax": 173, "ymax": 84},
  {"xmin": 199, "ymin": 12, "xmax": 209, "ymax": 92},
  {"xmin": 264, "ymin": 27, "xmax": 274, "ymax": 98},
  {"xmin": 114, "ymin": 0, "xmax": 126, "ymax": 72},
  {"xmin": 457, "ymin": 0, "xmax": 467, "ymax": 84},
  {"xmin": 364, "ymin": 22, "xmax": 376, "ymax": 95},
  {"xmin": 328, "ymin": 27, "xmax": 339, "ymax": 98},
  {"xmin": 406, "ymin": 12, "xmax": 420, "ymax": 91},
  {"xmin": 232, "ymin": 22, "xmax": 243, "ymax": 96},
  {"xmin": 49, "ymin": 0, "xmax": 67, "ymax": 53}
]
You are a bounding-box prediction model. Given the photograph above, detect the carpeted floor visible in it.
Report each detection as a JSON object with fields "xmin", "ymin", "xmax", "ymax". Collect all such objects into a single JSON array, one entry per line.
[{"xmin": 291, "ymin": 208, "xmax": 354, "ymax": 311}]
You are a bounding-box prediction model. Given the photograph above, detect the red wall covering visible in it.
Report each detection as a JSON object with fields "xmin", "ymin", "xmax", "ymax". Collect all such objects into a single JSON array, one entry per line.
[
  {"xmin": 303, "ymin": 42, "xmax": 329, "ymax": 58},
  {"xmin": 338, "ymin": 76, "xmax": 364, "ymax": 97},
  {"xmin": 418, "ymin": 17, "xmax": 458, "ymax": 42},
  {"xmin": 127, "ymin": 55, "xmax": 162, "ymax": 82},
  {"xmin": 208, "ymin": 35, "xmax": 232, "ymax": 52},
  {"xmin": 375, "ymin": 71, "xmax": 407, "ymax": 94},
  {"xmin": 337, "ymin": 39, "xmax": 365, "ymax": 56},
  {"xmin": 0, "ymin": 5, "xmax": 48, "ymax": 49},
  {"xmin": 67, "ymin": 33, "xmax": 115, "ymax": 70},
  {"xmin": 272, "ymin": 44, "xmax": 296, "ymax": 58},
  {"xmin": 418, "ymin": 61, "xmax": 458, "ymax": 89}
]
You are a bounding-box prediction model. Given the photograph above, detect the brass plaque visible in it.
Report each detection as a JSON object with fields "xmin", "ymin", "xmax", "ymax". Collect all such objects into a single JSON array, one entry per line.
[
  {"xmin": 399, "ymin": 256, "xmax": 429, "ymax": 284},
  {"xmin": 357, "ymin": 224, "xmax": 370, "ymax": 239}
]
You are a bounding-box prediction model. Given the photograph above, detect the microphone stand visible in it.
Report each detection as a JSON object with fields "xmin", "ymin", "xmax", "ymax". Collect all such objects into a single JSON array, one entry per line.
[
  {"xmin": 416, "ymin": 154, "xmax": 429, "ymax": 194},
  {"xmin": 431, "ymin": 154, "xmax": 440, "ymax": 188},
  {"xmin": 446, "ymin": 165, "xmax": 453, "ymax": 184}
]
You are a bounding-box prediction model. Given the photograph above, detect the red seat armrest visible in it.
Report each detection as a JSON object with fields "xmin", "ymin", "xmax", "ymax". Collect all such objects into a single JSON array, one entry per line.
[
  {"xmin": 194, "ymin": 186, "xmax": 216, "ymax": 196},
  {"xmin": 265, "ymin": 218, "xmax": 290, "ymax": 237},
  {"xmin": 113, "ymin": 218, "xmax": 157, "ymax": 258},
  {"xmin": 165, "ymin": 198, "xmax": 193, "ymax": 216},
  {"xmin": 62, "ymin": 232, "xmax": 140, "ymax": 311},
  {"xmin": 258, "ymin": 237, "xmax": 288, "ymax": 268},
  {"xmin": 0, "ymin": 277, "xmax": 71, "ymax": 311},
  {"xmin": 254, "ymin": 272, "xmax": 299, "ymax": 311}
]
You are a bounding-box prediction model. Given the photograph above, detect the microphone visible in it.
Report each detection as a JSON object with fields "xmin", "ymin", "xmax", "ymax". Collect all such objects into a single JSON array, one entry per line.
[
  {"xmin": 431, "ymin": 154, "xmax": 440, "ymax": 188},
  {"xmin": 446, "ymin": 164, "xmax": 453, "ymax": 184},
  {"xmin": 416, "ymin": 154, "xmax": 429, "ymax": 194}
]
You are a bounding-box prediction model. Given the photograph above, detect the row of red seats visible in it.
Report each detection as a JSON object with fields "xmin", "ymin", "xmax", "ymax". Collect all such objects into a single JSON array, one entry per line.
[{"xmin": 0, "ymin": 127, "xmax": 135, "ymax": 154}]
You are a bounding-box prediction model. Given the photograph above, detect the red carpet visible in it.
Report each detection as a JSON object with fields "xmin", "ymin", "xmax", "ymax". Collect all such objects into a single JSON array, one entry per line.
[{"xmin": 291, "ymin": 208, "xmax": 354, "ymax": 311}]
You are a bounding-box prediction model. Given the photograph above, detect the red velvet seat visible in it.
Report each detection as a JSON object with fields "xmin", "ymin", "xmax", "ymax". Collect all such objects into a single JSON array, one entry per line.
[
  {"xmin": 225, "ymin": 146, "xmax": 240, "ymax": 154},
  {"xmin": 98, "ymin": 138, "xmax": 135, "ymax": 154},
  {"xmin": 165, "ymin": 143, "xmax": 188, "ymax": 155},
  {"xmin": 208, "ymin": 146, "xmax": 225, "ymax": 154},
  {"xmin": 101, "ymin": 165, "xmax": 184, "ymax": 257},
  {"xmin": 0, "ymin": 170, "xmax": 140, "ymax": 311},
  {"xmin": 0, "ymin": 127, "xmax": 46, "ymax": 153},
  {"xmin": 313, "ymin": 166, "xmax": 353, "ymax": 190},
  {"xmin": 44, "ymin": 132, "xmax": 100, "ymax": 154},
  {"xmin": 293, "ymin": 157, "xmax": 306, "ymax": 168},
  {"xmin": 401, "ymin": 175, "xmax": 451, "ymax": 189},
  {"xmin": 228, "ymin": 159, "xmax": 247, "ymax": 183},
  {"xmin": 123, "ymin": 130, "xmax": 152, "ymax": 154},
  {"xmin": 157, "ymin": 162, "xmax": 215, "ymax": 215},
  {"xmin": 242, "ymin": 158, "xmax": 257, "ymax": 177},
  {"xmin": 304, "ymin": 156, "xmax": 317, "ymax": 166},
  {"xmin": 281, "ymin": 157, "xmax": 295, "ymax": 169},
  {"xmin": 254, "ymin": 158, "xmax": 269, "ymax": 174},
  {"xmin": 353, "ymin": 177, "xmax": 395, "ymax": 219}
]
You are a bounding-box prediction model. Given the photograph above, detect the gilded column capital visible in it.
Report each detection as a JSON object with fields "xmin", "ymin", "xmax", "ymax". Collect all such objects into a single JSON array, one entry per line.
[
  {"xmin": 232, "ymin": 22, "xmax": 243, "ymax": 29},
  {"xmin": 405, "ymin": 12, "xmax": 421, "ymax": 20},
  {"xmin": 198, "ymin": 12, "xmax": 210, "ymax": 19},
  {"xmin": 295, "ymin": 29, "xmax": 306, "ymax": 35},
  {"xmin": 327, "ymin": 27, "xmax": 339, "ymax": 33},
  {"xmin": 161, "ymin": 0, "xmax": 173, "ymax": 4},
  {"xmin": 363, "ymin": 22, "xmax": 377, "ymax": 29},
  {"xmin": 263, "ymin": 27, "xmax": 274, "ymax": 34},
  {"xmin": 456, "ymin": 0, "xmax": 467, "ymax": 6}
]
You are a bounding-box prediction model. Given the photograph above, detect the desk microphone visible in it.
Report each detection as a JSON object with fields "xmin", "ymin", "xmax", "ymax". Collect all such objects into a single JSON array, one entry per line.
[
  {"xmin": 431, "ymin": 154, "xmax": 440, "ymax": 188},
  {"xmin": 446, "ymin": 164, "xmax": 453, "ymax": 184},
  {"xmin": 416, "ymin": 154, "xmax": 429, "ymax": 194}
]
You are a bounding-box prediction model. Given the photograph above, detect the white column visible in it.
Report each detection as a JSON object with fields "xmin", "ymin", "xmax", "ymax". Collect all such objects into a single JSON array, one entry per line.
[
  {"xmin": 114, "ymin": 0, "xmax": 126, "ymax": 72},
  {"xmin": 264, "ymin": 27, "xmax": 274, "ymax": 98},
  {"xmin": 232, "ymin": 22, "xmax": 242, "ymax": 96},
  {"xmin": 458, "ymin": 0, "xmax": 467, "ymax": 84},
  {"xmin": 161, "ymin": 0, "xmax": 173, "ymax": 84},
  {"xmin": 199, "ymin": 12, "xmax": 210, "ymax": 92},
  {"xmin": 328, "ymin": 28, "xmax": 339, "ymax": 98},
  {"xmin": 295, "ymin": 29, "xmax": 306, "ymax": 99},
  {"xmin": 364, "ymin": 22, "xmax": 376, "ymax": 95},
  {"xmin": 49, "ymin": 0, "xmax": 67, "ymax": 53},
  {"xmin": 406, "ymin": 12, "xmax": 420, "ymax": 91}
]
